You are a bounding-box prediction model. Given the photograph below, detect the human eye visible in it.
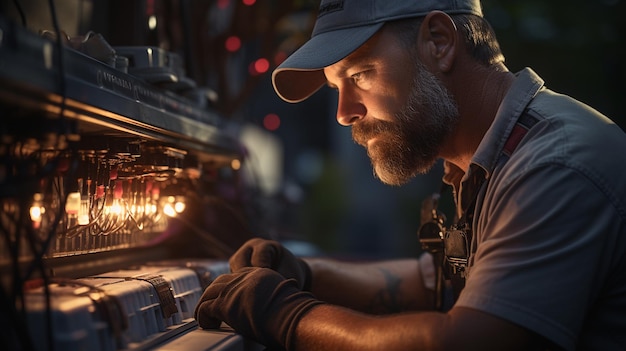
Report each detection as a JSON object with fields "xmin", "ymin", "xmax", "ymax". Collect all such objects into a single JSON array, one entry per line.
[
  {"xmin": 350, "ymin": 69, "xmax": 373, "ymax": 87},
  {"xmin": 351, "ymin": 71, "xmax": 364, "ymax": 83}
]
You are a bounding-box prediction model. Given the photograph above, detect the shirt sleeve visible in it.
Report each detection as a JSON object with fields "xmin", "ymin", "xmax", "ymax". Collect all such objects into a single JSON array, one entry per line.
[{"xmin": 455, "ymin": 163, "xmax": 622, "ymax": 351}]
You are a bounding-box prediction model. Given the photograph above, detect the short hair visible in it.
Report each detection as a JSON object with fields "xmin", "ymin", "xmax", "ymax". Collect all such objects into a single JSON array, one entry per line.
[{"xmin": 384, "ymin": 14, "xmax": 505, "ymax": 66}]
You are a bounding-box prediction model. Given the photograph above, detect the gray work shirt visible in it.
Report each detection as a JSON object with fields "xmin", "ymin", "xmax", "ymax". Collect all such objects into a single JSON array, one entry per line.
[{"xmin": 445, "ymin": 68, "xmax": 626, "ymax": 350}]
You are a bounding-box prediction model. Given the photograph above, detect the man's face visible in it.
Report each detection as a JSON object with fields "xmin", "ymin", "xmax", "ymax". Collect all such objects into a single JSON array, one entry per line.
[{"xmin": 325, "ymin": 29, "xmax": 459, "ymax": 185}]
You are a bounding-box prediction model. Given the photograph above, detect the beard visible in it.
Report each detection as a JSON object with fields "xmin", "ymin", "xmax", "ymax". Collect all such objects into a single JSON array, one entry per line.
[{"xmin": 352, "ymin": 59, "xmax": 459, "ymax": 186}]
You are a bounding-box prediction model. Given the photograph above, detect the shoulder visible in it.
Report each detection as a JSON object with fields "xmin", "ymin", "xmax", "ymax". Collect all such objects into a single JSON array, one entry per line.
[
  {"xmin": 495, "ymin": 89, "xmax": 626, "ymax": 213},
  {"xmin": 526, "ymin": 88, "xmax": 623, "ymax": 153}
]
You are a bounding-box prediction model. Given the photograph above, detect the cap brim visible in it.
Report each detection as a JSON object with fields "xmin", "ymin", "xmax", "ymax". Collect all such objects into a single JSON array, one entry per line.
[{"xmin": 272, "ymin": 22, "xmax": 384, "ymax": 103}]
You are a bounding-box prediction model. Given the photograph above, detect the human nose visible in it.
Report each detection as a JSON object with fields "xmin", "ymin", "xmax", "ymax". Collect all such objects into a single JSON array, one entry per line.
[{"xmin": 335, "ymin": 90, "xmax": 365, "ymax": 126}]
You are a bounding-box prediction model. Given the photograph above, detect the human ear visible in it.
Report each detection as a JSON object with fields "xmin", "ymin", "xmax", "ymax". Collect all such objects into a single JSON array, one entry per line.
[{"xmin": 418, "ymin": 11, "xmax": 457, "ymax": 73}]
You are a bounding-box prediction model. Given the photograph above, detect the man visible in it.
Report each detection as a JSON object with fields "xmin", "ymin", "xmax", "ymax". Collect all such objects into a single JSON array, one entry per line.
[{"xmin": 194, "ymin": 0, "xmax": 626, "ymax": 350}]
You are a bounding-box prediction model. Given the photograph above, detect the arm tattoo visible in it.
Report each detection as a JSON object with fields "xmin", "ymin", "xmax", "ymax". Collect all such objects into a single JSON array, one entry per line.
[{"xmin": 368, "ymin": 268, "xmax": 403, "ymax": 314}]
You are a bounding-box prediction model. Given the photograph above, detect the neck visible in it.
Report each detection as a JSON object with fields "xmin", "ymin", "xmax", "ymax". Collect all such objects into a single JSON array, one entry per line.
[{"xmin": 441, "ymin": 62, "xmax": 515, "ymax": 172}]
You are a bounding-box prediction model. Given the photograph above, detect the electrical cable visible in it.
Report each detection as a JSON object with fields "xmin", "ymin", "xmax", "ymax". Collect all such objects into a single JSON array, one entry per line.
[
  {"xmin": 22, "ymin": 181, "xmax": 63, "ymax": 351},
  {"xmin": 32, "ymin": 0, "xmax": 70, "ymax": 342}
]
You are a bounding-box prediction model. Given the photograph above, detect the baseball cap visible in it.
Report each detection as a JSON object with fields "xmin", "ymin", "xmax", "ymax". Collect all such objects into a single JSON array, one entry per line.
[{"xmin": 272, "ymin": 0, "xmax": 483, "ymax": 103}]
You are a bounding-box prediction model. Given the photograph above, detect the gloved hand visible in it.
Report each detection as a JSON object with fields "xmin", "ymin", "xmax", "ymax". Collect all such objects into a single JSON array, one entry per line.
[
  {"xmin": 194, "ymin": 267, "xmax": 322, "ymax": 350},
  {"xmin": 229, "ymin": 238, "xmax": 312, "ymax": 290}
]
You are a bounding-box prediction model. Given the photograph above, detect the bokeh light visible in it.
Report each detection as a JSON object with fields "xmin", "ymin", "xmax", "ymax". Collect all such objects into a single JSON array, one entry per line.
[{"xmin": 263, "ymin": 113, "xmax": 280, "ymax": 131}]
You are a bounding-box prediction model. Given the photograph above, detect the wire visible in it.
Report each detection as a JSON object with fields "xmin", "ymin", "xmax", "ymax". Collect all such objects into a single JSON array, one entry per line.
[{"xmin": 34, "ymin": 8, "xmax": 75, "ymax": 332}]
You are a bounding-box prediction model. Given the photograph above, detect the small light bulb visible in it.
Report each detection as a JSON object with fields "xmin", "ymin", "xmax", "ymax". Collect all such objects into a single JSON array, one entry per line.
[
  {"xmin": 148, "ymin": 15, "xmax": 157, "ymax": 30},
  {"xmin": 174, "ymin": 196, "xmax": 186, "ymax": 213},
  {"xmin": 65, "ymin": 192, "xmax": 81, "ymax": 217},
  {"xmin": 163, "ymin": 203, "xmax": 176, "ymax": 217},
  {"xmin": 30, "ymin": 205, "xmax": 42, "ymax": 222},
  {"xmin": 174, "ymin": 201, "xmax": 185, "ymax": 213},
  {"xmin": 30, "ymin": 193, "xmax": 45, "ymax": 228},
  {"xmin": 77, "ymin": 196, "xmax": 89, "ymax": 225},
  {"xmin": 110, "ymin": 199, "xmax": 123, "ymax": 216}
]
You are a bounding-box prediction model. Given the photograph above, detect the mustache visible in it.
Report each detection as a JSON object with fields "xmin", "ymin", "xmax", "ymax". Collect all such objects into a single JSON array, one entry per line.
[{"xmin": 352, "ymin": 120, "xmax": 399, "ymax": 146}]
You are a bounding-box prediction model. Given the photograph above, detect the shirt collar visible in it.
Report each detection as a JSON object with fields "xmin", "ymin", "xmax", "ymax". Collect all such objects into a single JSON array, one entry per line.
[
  {"xmin": 443, "ymin": 68, "xmax": 545, "ymax": 217},
  {"xmin": 471, "ymin": 67, "xmax": 545, "ymax": 178}
]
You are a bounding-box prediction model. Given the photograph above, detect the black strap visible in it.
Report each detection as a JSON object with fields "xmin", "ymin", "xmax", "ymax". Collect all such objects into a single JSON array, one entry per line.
[{"xmin": 137, "ymin": 275, "xmax": 179, "ymax": 318}]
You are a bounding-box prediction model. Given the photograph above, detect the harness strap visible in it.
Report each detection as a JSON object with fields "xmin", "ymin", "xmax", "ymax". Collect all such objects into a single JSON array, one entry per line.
[{"xmin": 446, "ymin": 113, "xmax": 539, "ymax": 302}]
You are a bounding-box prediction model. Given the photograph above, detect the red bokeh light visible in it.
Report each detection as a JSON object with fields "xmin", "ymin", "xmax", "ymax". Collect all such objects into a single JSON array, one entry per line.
[
  {"xmin": 263, "ymin": 113, "xmax": 280, "ymax": 131},
  {"xmin": 274, "ymin": 51, "xmax": 287, "ymax": 66},
  {"xmin": 249, "ymin": 58, "xmax": 270, "ymax": 76},
  {"xmin": 254, "ymin": 58, "xmax": 270, "ymax": 74},
  {"xmin": 225, "ymin": 36, "xmax": 241, "ymax": 52},
  {"xmin": 218, "ymin": 0, "xmax": 230, "ymax": 9}
]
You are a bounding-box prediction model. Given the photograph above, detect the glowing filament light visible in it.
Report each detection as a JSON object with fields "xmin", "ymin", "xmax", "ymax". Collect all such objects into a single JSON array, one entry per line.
[
  {"xmin": 77, "ymin": 197, "xmax": 89, "ymax": 225},
  {"xmin": 110, "ymin": 199, "xmax": 123, "ymax": 216},
  {"xmin": 174, "ymin": 196, "xmax": 186, "ymax": 213},
  {"xmin": 30, "ymin": 206, "xmax": 42, "ymax": 221},
  {"xmin": 148, "ymin": 16, "xmax": 157, "ymax": 30},
  {"xmin": 163, "ymin": 196, "xmax": 185, "ymax": 217},
  {"xmin": 163, "ymin": 203, "xmax": 176, "ymax": 217},
  {"xmin": 65, "ymin": 192, "xmax": 81, "ymax": 218},
  {"xmin": 30, "ymin": 193, "xmax": 45, "ymax": 228},
  {"xmin": 146, "ymin": 203, "xmax": 157, "ymax": 215}
]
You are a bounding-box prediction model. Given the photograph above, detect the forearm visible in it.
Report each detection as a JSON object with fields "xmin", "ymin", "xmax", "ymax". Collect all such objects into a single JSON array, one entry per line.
[
  {"xmin": 200, "ymin": 246, "xmax": 544, "ymax": 351},
  {"xmin": 304, "ymin": 257, "xmax": 435, "ymax": 313},
  {"xmin": 294, "ymin": 304, "xmax": 448, "ymax": 351},
  {"xmin": 293, "ymin": 304, "xmax": 546, "ymax": 351}
]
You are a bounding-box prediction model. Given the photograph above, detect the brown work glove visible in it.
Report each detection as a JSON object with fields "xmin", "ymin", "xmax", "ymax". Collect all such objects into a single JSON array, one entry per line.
[
  {"xmin": 229, "ymin": 238, "xmax": 312, "ymax": 290},
  {"xmin": 194, "ymin": 267, "xmax": 322, "ymax": 350}
]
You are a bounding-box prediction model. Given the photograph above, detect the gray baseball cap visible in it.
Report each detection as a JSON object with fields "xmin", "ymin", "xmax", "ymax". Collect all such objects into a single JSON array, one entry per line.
[{"xmin": 272, "ymin": 0, "xmax": 483, "ymax": 103}]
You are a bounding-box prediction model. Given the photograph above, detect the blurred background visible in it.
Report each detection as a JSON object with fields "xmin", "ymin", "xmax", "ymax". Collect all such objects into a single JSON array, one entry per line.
[{"xmin": 2, "ymin": 0, "xmax": 624, "ymax": 260}]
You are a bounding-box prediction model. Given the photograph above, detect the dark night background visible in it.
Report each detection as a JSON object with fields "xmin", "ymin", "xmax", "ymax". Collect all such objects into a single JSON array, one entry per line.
[{"xmin": 2, "ymin": 0, "xmax": 624, "ymax": 259}]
